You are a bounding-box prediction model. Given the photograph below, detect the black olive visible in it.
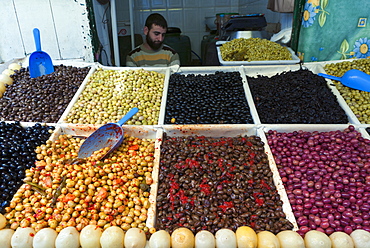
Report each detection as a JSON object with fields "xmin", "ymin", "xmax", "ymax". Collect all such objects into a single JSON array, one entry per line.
[
  {"xmin": 0, "ymin": 121, "xmax": 54, "ymax": 213},
  {"xmin": 164, "ymin": 71, "xmax": 253, "ymax": 124},
  {"xmin": 0, "ymin": 65, "xmax": 90, "ymax": 122},
  {"xmin": 248, "ymin": 68, "xmax": 348, "ymax": 124}
]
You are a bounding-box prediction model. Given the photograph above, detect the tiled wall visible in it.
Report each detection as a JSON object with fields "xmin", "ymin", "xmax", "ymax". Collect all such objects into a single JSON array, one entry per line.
[
  {"xmin": 0, "ymin": 0, "xmax": 93, "ymax": 63},
  {"xmin": 116, "ymin": 0, "xmax": 282, "ymax": 62}
]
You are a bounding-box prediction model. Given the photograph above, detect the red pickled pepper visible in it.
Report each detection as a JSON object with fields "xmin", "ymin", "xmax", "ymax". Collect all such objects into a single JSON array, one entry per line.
[
  {"xmin": 199, "ymin": 178, "xmax": 212, "ymax": 195},
  {"xmin": 218, "ymin": 201, "xmax": 234, "ymax": 212},
  {"xmin": 253, "ymin": 192, "xmax": 265, "ymax": 206},
  {"xmin": 260, "ymin": 179, "xmax": 271, "ymax": 190},
  {"xmin": 128, "ymin": 144, "xmax": 139, "ymax": 150}
]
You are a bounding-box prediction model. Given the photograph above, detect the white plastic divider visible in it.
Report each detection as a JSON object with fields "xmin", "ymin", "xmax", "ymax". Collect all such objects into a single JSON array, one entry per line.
[
  {"xmin": 243, "ymin": 64, "xmax": 361, "ymax": 125},
  {"xmin": 256, "ymin": 126, "xmax": 298, "ymax": 231},
  {"xmin": 354, "ymin": 125, "xmax": 370, "ymax": 139},
  {"xmin": 238, "ymin": 67, "xmax": 261, "ymax": 124},
  {"xmin": 5, "ymin": 121, "xmax": 57, "ymax": 129},
  {"xmin": 157, "ymin": 68, "xmax": 171, "ymax": 125}
]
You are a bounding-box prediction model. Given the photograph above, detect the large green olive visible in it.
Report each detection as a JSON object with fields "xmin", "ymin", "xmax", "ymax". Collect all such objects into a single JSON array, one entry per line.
[
  {"xmin": 65, "ymin": 68, "xmax": 165, "ymax": 125},
  {"xmin": 324, "ymin": 58, "xmax": 370, "ymax": 123}
]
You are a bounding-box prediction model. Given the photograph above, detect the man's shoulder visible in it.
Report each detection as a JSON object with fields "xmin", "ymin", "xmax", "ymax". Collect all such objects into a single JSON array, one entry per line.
[
  {"xmin": 162, "ymin": 45, "xmax": 177, "ymax": 55},
  {"xmin": 128, "ymin": 46, "xmax": 143, "ymax": 56}
]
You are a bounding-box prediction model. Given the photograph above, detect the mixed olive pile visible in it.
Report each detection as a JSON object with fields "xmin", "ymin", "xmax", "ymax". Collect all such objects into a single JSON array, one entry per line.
[
  {"xmin": 3, "ymin": 134, "xmax": 156, "ymax": 234},
  {"xmin": 165, "ymin": 71, "xmax": 253, "ymax": 124},
  {"xmin": 248, "ymin": 68, "xmax": 349, "ymax": 124},
  {"xmin": 0, "ymin": 65, "xmax": 90, "ymax": 123},
  {"xmin": 2, "ymin": 60, "xmax": 370, "ymax": 247},
  {"xmin": 0, "ymin": 122, "xmax": 54, "ymax": 214},
  {"xmin": 156, "ymin": 134, "xmax": 294, "ymax": 235},
  {"xmin": 324, "ymin": 58, "xmax": 370, "ymax": 123},
  {"xmin": 64, "ymin": 68, "xmax": 165, "ymax": 125},
  {"xmin": 220, "ymin": 38, "xmax": 292, "ymax": 61}
]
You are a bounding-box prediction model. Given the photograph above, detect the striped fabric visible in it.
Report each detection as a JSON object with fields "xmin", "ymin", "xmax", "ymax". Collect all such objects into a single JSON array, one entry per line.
[{"xmin": 126, "ymin": 44, "xmax": 180, "ymax": 67}]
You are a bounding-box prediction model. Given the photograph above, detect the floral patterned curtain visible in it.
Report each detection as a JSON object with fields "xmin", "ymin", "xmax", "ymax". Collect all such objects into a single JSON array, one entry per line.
[{"xmin": 297, "ymin": 0, "xmax": 370, "ymax": 62}]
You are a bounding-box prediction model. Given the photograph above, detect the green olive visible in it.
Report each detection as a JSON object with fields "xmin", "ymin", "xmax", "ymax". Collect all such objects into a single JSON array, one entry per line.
[
  {"xmin": 220, "ymin": 38, "xmax": 292, "ymax": 61},
  {"xmin": 324, "ymin": 58, "xmax": 370, "ymax": 124},
  {"xmin": 65, "ymin": 68, "xmax": 165, "ymax": 125}
]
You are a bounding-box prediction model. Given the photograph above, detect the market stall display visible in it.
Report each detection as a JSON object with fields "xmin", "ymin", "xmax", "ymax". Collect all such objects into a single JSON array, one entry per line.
[{"xmin": 0, "ymin": 59, "xmax": 370, "ymax": 247}]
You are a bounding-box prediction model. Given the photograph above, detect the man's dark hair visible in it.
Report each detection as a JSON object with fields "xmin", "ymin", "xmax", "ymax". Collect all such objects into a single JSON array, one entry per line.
[{"xmin": 145, "ymin": 13, "xmax": 168, "ymax": 30}]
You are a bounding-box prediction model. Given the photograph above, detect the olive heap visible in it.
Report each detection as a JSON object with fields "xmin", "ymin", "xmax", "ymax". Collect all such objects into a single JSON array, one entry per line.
[
  {"xmin": 267, "ymin": 126, "xmax": 370, "ymax": 236},
  {"xmin": 247, "ymin": 68, "xmax": 349, "ymax": 124},
  {"xmin": 164, "ymin": 71, "xmax": 253, "ymax": 124},
  {"xmin": 0, "ymin": 65, "xmax": 90, "ymax": 123},
  {"xmin": 64, "ymin": 68, "xmax": 165, "ymax": 125},
  {"xmin": 0, "ymin": 121, "xmax": 54, "ymax": 214},
  {"xmin": 3, "ymin": 134, "xmax": 156, "ymax": 234},
  {"xmin": 324, "ymin": 58, "xmax": 370, "ymax": 124},
  {"xmin": 220, "ymin": 38, "xmax": 292, "ymax": 62},
  {"xmin": 156, "ymin": 134, "xmax": 294, "ymax": 235}
]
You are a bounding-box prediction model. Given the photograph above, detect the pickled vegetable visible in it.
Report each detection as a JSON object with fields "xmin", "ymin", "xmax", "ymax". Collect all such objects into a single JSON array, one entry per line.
[
  {"xmin": 100, "ymin": 226, "xmax": 125, "ymax": 248},
  {"xmin": 171, "ymin": 227, "xmax": 195, "ymax": 248},
  {"xmin": 235, "ymin": 226, "xmax": 257, "ymax": 248},
  {"xmin": 80, "ymin": 225, "xmax": 103, "ymax": 248},
  {"xmin": 125, "ymin": 227, "xmax": 147, "ymax": 248}
]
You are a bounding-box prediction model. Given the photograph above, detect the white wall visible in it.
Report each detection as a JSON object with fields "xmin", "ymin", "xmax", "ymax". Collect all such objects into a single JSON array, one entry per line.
[
  {"xmin": 0, "ymin": 0, "xmax": 94, "ymax": 64},
  {"xmin": 115, "ymin": 0, "xmax": 282, "ymax": 61}
]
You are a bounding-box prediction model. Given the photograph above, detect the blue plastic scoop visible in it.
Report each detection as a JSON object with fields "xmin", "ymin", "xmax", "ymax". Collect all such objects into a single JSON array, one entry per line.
[
  {"xmin": 318, "ymin": 69, "xmax": 370, "ymax": 92},
  {"xmin": 29, "ymin": 28, "xmax": 54, "ymax": 78},
  {"xmin": 78, "ymin": 107, "xmax": 139, "ymax": 159}
]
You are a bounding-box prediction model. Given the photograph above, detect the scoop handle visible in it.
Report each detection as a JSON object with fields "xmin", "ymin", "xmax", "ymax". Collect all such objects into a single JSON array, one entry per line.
[
  {"xmin": 117, "ymin": 107, "xmax": 139, "ymax": 126},
  {"xmin": 318, "ymin": 73, "xmax": 342, "ymax": 82},
  {"xmin": 33, "ymin": 28, "xmax": 42, "ymax": 51}
]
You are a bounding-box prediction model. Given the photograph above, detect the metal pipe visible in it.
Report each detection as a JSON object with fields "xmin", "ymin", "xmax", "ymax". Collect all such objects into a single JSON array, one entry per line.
[
  {"xmin": 129, "ymin": 0, "xmax": 135, "ymax": 51},
  {"xmin": 110, "ymin": 0, "xmax": 120, "ymax": 66}
]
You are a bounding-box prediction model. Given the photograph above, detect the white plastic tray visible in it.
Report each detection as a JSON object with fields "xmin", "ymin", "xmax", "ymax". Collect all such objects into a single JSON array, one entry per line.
[
  {"xmin": 151, "ymin": 124, "xmax": 298, "ymax": 231},
  {"xmin": 58, "ymin": 64, "xmax": 170, "ymax": 125},
  {"xmin": 243, "ymin": 64, "xmax": 361, "ymax": 125},
  {"xmin": 216, "ymin": 40, "xmax": 301, "ymax": 66},
  {"xmin": 49, "ymin": 124, "xmax": 162, "ymax": 229},
  {"xmin": 168, "ymin": 67, "xmax": 260, "ymax": 124}
]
